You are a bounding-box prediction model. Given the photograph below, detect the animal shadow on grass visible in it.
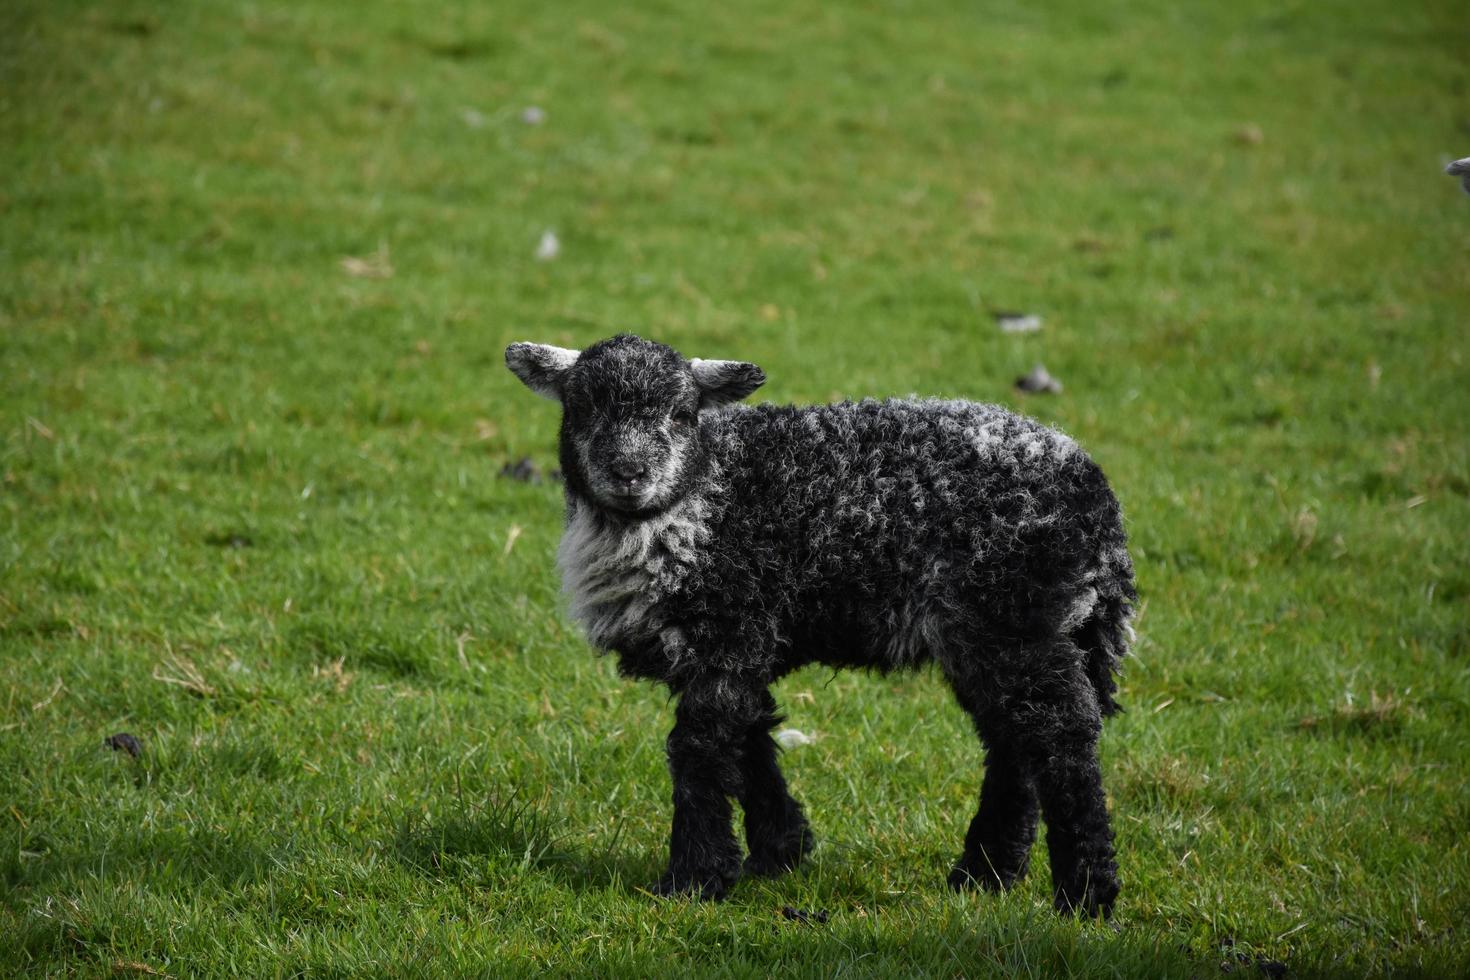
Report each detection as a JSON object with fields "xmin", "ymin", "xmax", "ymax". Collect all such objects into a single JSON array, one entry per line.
[
  {"xmin": 391, "ymin": 792, "xmax": 660, "ymax": 894},
  {"xmin": 390, "ymin": 793, "xmax": 941, "ymax": 918}
]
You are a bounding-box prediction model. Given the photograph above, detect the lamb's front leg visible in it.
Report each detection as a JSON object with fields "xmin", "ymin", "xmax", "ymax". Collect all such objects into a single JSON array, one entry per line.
[
  {"xmin": 653, "ymin": 678, "xmax": 759, "ymax": 900},
  {"xmin": 738, "ymin": 689, "xmax": 814, "ymax": 877}
]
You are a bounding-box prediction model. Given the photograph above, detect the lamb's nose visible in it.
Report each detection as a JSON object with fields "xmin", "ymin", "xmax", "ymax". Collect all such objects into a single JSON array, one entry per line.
[{"xmin": 611, "ymin": 460, "xmax": 647, "ymax": 483}]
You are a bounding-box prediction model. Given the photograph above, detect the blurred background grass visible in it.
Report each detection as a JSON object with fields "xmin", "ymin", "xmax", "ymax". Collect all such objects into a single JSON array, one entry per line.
[{"xmin": 2, "ymin": 0, "xmax": 1467, "ymax": 975}]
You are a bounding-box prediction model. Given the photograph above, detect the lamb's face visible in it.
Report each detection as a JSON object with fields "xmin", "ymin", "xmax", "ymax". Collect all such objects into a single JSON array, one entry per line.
[
  {"xmin": 505, "ymin": 334, "xmax": 765, "ymax": 517},
  {"xmin": 560, "ymin": 343, "xmax": 702, "ymax": 514}
]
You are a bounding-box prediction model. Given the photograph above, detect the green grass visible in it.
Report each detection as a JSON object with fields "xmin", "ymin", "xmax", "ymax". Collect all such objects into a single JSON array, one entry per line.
[{"xmin": 3, "ymin": 0, "xmax": 1467, "ymax": 975}]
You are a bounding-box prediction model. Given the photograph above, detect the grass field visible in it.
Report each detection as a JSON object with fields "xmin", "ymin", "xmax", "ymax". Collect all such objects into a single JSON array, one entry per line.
[{"xmin": 3, "ymin": 0, "xmax": 1468, "ymax": 975}]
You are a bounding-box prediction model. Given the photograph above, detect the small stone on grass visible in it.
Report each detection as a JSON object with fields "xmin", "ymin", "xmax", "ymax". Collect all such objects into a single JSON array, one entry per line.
[
  {"xmin": 1015, "ymin": 364, "xmax": 1063, "ymax": 394},
  {"xmin": 105, "ymin": 733, "xmax": 142, "ymax": 757},
  {"xmin": 993, "ymin": 311, "xmax": 1043, "ymax": 333},
  {"xmin": 1446, "ymin": 157, "xmax": 1470, "ymax": 194},
  {"xmin": 499, "ymin": 458, "xmax": 561, "ymax": 484}
]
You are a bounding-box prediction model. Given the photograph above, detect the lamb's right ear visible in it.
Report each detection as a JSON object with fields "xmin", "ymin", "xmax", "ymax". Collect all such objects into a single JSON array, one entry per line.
[{"xmin": 505, "ymin": 343, "xmax": 580, "ymax": 401}]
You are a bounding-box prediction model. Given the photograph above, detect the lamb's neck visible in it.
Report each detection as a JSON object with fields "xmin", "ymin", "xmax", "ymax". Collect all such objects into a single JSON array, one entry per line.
[{"xmin": 556, "ymin": 482, "xmax": 720, "ymax": 650}]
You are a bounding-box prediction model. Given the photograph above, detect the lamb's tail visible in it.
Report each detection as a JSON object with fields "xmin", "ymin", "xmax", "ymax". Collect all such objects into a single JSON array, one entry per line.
[{"xmin": 1074, "ymin": 567, "xmax": 1136, "ymax": 718}]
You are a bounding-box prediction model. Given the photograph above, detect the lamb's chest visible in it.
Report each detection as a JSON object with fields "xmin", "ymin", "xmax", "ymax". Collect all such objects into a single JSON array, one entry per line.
[{"xmin": 555, "ymin": 497, "xmax": 710, "ymax": 652}]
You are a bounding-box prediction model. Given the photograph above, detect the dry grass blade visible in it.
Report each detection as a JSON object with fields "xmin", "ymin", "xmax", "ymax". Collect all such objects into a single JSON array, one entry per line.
[
  {"xmin": 340, "ymin": 240, "xmax": 393, "ymax": 279},
  {"xmin": 111, "ymin": 962, "xmax": 174, "ymax": 978},
  {"xmin": 31, "ymin": 677, "xmax": 65, "ymax": 712},
  {"xmin": 152, "ymin": 654, "xmax": 216, "ymax": 697},
  {"xmin": 1299, "ymin": 690, "xmax": 1415, "ymax": 733},
  {"xmin": 311, "ymin": 656, "xmax": 354, "ymax": 693}
]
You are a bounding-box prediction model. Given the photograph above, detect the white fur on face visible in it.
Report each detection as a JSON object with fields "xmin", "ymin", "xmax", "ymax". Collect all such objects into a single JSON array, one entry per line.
[{"xmin": 574, "ymin": 417, "xmax": 694, "ymax": 514}]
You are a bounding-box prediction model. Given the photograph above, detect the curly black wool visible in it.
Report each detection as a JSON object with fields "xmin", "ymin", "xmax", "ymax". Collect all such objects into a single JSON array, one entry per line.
[{"xmin": 506, "ymin": 334, "xmax": 1137, "ymax": 916}]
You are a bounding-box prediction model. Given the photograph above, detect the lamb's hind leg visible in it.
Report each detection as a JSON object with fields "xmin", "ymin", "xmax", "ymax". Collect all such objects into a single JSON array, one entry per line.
[
  {"xmin": 738, "ymin": 690, "xmax": 814, "ymax": 877},
  {"xmin": 1035, "ymin": 727, "xmax": 1120, "ymax": 917},
  {"xmin": 947, "ymin": 737, "xmax": 1040, "ymax": 892},
  {"xmin": 944, "ymin": 642, "xmax": 1119, "ymax": 916},
  {"xmin": 1011, "ymin": 649, "xmax": 1120, "ymax": 917}
]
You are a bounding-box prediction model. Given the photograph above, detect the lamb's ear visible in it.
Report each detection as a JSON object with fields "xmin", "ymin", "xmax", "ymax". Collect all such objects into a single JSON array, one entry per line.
[
  {"xmin": 690, "ymin": 358, "xmax": 766, "ymax": 407},
  {"xmin": 505, "ymin": 343, "xmax": 580, "ymax": 401}
]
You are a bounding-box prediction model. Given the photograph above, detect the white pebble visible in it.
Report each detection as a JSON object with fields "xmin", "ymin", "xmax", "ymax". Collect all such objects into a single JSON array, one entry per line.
[
  {"xmin": 1447, "ymin": 157, "xmax": 1470, "ymax": 195},
  {"xmin": 996, "ymin": 313, "xmax": 1043, "ymax": 333},
  {"xmin": 774, "ymin": 728, "xmax": 815, "ymax": 749}
]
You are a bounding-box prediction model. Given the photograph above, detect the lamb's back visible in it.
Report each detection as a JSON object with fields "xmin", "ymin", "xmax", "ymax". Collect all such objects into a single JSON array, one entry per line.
[
  {"xmin": 689, "ymin": 399, "xmax": 1126, "ymax": 644},
  {"xmin": 709, "ymin": 397, "xmax": 1105, "ymax": 547}
]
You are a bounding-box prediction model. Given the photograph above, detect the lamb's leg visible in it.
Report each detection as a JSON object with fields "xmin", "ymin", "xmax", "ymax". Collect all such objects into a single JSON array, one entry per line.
[
  {"xmin": 653, "ymin": 678, "xmax": 755, "ymax": 901},
  {"xmin": 738, "ymin": 690, "xmax": 814, "ymax": 876},
  {"xmin": 1036, "ymin": 739, "xmax": 1118, "ymax": 917},
  {"xmin": 1018, "ymin": 659, "xmax": 1120, "ymax": 918},
  {"xmin": 948, "ymin": 739, "xmax": 1039, "ymax": 891}
]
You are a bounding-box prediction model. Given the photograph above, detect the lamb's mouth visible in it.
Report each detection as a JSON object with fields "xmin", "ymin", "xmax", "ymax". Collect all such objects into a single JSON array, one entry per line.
[{"xmin": 598, "ymin": 482, "xmax": 657, "ymax": 514}]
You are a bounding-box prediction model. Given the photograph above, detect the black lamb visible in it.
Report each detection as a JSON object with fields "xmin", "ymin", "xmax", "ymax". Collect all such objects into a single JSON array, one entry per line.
[{"xmin": 505, "ymin": 334, "xmax": 1137, "ymax": 917}]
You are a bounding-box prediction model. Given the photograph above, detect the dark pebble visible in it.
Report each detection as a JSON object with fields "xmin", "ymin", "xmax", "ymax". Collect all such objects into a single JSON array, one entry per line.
[
  {"xmin": 204, "ymin": 532, "xmax": 253, "ymax": 549},
  {"xmin": 105, "ymin": 733, "xmax": 142, "ymax": 757},
  {"xmin": 499, "ymin": 458, "xmax": 544, "ymax": 484}
]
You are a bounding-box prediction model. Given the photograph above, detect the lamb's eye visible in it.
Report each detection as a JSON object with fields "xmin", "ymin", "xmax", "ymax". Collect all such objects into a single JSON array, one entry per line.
[{"xmin": 673, "ymin": 409, "xmax": 697, "ymax": 428}]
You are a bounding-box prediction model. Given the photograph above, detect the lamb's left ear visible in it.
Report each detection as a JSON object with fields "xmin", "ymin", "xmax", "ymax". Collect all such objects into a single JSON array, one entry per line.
[
  {"xmin": 690, "ymin": 358, "xmax": 766, "ymax": 407},
  {"xmin": 505, "ymin": 343, "xmax": 580, "ymax": 401}
]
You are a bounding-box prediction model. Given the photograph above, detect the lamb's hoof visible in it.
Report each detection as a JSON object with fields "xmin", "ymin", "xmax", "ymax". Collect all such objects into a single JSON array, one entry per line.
[
  {"xmin": 948, "ymin": 866, "xmax": 990, "ymax": 892},
  {"xmin": 652, "ymin": 869, "xmax": 736, "ymax": 902},
  {"xmin": 948, "ymin": 853, "xmax": 1028, "ymax": 893},
  {"xmin": 1052, "ymin": 877, "xmax": 1119, "ymax": 919},
  {"xmin": 744, "ymin": 825, "xmax": 815, "ymax": 877}
]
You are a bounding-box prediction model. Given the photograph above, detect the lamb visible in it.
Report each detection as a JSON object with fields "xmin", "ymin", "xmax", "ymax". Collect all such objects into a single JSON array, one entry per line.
[{"xmin": 505, "ymin": 333, "xmax": 1137, "ymax": 917}]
